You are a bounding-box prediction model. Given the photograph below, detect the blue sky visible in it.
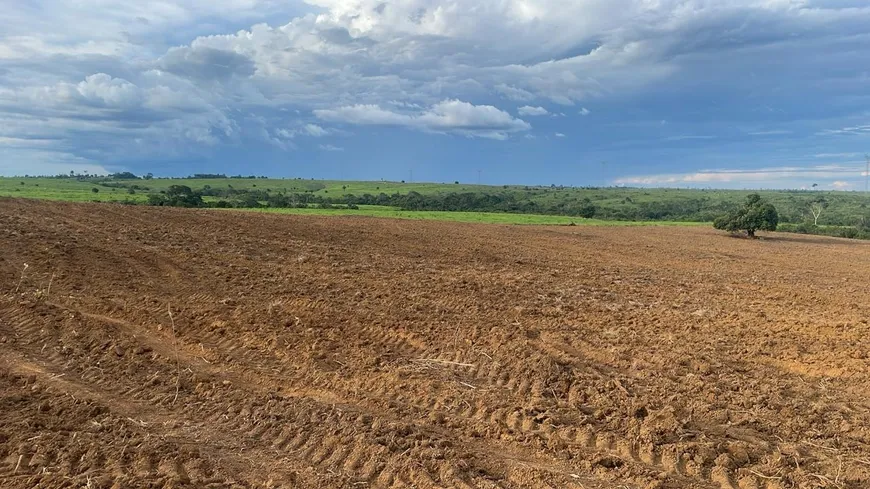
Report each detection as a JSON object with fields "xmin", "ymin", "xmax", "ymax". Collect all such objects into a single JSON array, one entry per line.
[{"xmin": 1, "ymin": 1, "xmax": 870, "ymax": 189}]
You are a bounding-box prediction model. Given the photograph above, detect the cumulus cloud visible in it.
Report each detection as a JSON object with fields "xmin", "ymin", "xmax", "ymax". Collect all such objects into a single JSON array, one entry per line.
[
  {"xmin": 555, "ymin": 132, "xmax": 565, "ymax": 138},
  {"xmin": 518, "ymin": 106, "xmax": 549, "ymax": 116},
  {"xmin": 315, "ymin": 100, "xmax": 531, "ymax": 139},
  {"xmin": 579, "ymin": 107, "xmax": 591, "ymax": 116},
  {"xmin": 71, "ymin": 74, "xmax": 144, "ymax": 109}
]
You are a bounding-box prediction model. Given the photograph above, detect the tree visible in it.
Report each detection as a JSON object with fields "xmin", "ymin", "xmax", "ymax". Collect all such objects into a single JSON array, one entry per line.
[
  {"xmin": 91, "ymin": 187, "xmax": 99, "ymax": 193},
  {"xmin": 161, "ymin": 185, "xmax": 204, "ymax": 207},
  {"xmin": 713, "ymin": 193, "xmax": 778, "ymax": 238},
  {"xmin": 809, "ymin": 198, "xmax": 828, "ymax": 226}
]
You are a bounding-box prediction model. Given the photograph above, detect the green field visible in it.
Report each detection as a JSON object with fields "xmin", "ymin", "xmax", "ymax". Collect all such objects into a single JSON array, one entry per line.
[
  {"xmin": 223, "ymin": 205, "xmax": 706, "ymax": 226},
  {"xmin": 3, "ymin": 175, "xmax": 870, "ymax": 228},
  {"xmin": 0, "ymin": 176, "xmax": 498, "ymax": 203}
]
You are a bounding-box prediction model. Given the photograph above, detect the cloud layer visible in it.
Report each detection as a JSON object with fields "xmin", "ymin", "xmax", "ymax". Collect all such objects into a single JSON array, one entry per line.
[{"xmin": 1, "ymin": 0, "xmax": 870, "ymax": 185}]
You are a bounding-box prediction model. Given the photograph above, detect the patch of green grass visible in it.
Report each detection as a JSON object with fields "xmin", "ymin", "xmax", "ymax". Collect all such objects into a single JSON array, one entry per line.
[
  {"xmin": 0, "ymin": 177, "xmax": 147, "ymax": 203},
  {"xmin": 0, "ymin": 177, "xmax": 477, "ymax": 202},
  {"xmin": 219, "ymin": 206, "xmax": 707, "ymax": 226}
]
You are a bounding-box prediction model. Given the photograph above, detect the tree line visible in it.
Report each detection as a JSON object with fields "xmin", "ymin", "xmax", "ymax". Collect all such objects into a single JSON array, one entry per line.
[
  {"xmin": 141, "ymin": 185, "xmax": 870, "ymax": 225},
  {"xmin": 145, "ymin": 186, "xmax": 756, "ymax": 220}
]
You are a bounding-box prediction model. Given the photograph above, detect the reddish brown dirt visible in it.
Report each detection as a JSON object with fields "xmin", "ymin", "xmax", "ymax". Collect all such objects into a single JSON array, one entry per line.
[{"xmin": 2, "ymin": 198, "xmax": 870, "ymax": 489}]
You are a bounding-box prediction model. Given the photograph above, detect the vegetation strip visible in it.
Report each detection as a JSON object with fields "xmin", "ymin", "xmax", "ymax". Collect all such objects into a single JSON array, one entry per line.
[{"xmin": 2, "ymin": 174, "xmax": 869, "ymax": 237}]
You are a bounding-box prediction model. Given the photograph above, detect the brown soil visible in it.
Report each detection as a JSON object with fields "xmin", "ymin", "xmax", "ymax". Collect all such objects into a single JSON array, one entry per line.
[{"xmin": 2, "ymin": 198, "xmax": 870, "ymax": 489}]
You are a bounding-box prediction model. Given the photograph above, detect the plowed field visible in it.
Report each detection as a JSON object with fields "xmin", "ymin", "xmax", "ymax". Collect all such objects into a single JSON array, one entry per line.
[{"xmin": 2, "ymin": 199, "xmax": 870, "ymax": 489}]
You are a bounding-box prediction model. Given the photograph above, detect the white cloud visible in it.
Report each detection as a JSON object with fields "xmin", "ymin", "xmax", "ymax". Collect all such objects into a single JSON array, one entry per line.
[
  {"xmin": 304, "ymin": 124, "xmax": 329, "ymax": 137},
  {"xmin": 813, "ymin": 152, "xmax": 863, "ymax": 159},
  {"xmin": 495, "ymin": 84, "xmax": 535, "ymax": 102},
  {"xmin": 664, "ymin": 135, "xmax": 716, "ymax": 141},
  {"xmin": 614, "ymin": 165, "xmax": 866, "ymax": 186},
  {"xmin": 518, "ymin": 106, "xmax": 549, "ymax": 116},
  {"xmin": 71, "ymin": 74, "xmax": 144, "ymax": 109},
  {"xmin": 579, "ymin": 107, "xmax": 591, "ymax": 116},
  {"xmin": 319, "ymin": 144, "xmax": 344, "ymax": 152},
  {"xmin": 748, "ymin": 129, "xmax": 791, "ymax": 136},
  {"xmin": 315, "ymin": 100, "xmax": 531, "ymax": 139},
  {"xmin": 830, "ymin": 181, "xmax": 852, "ymax": 189},
  {"xmin": 818, "ymin": 124, "xmax": 870, "ymax": 136},
  {"xmin": 555, "ymin": 132, "xmax": 565, "ymax": 138},
  {"xmin": 278, "ymin": 123, "xmax": 331, "ymax": 139}
]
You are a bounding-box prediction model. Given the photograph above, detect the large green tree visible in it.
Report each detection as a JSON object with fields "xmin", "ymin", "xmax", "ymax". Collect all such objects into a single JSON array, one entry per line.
[{"xmin": 713, "ymin": 193, "xmax": 778, "ymax": 238}]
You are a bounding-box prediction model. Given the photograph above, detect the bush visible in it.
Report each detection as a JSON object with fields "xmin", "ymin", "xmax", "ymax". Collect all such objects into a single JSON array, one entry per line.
[{"xmin": 146, "ymin": 185, "xmax": 204, "ymax": 207}]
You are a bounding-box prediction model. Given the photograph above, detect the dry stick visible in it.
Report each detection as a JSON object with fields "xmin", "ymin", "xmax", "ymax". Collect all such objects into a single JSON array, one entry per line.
[
  {"xmin": 168, "ymin": 304, "xmax": 181, "ymax": 405},
  {"xmin": 14, "ymin": 263, "xmax": 29, "ymax": 293},
  {"xmin": 748, "ymin": 469, "xmax": 781, "ymax": 480},
  {"xmin": 46, "ymin": 272, "xmax": 55, "ymax": 297},
  {"xmin": 411, "ymin": 358, "xmax": 475, "ymax": 367}
]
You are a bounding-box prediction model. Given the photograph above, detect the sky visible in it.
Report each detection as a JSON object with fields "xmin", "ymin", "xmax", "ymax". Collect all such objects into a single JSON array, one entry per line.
[{"xmin": 1, "ymin": 1, "xmax": 870, "ymax": 189}]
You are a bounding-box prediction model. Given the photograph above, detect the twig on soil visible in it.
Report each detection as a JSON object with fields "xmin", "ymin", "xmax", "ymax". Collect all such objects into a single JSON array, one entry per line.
[
  {"xmin": 411, "ymin": 358, "xmax": 475, "ymax": 367},
  {"xmin": 805, "ymin": 441, "xmax": 839, "ymax": 452},
  {"xmin": 748, "ymin": 469, "xmax": 781, "ymax": 480},
  {"xmin": 168, "ymin": 304, "xmax": 180, "ymax": 405},
  {"xmin": 13, "ymin": 454, "xmax": 23, "ymax": 473},
  {"xmin": 613, "ymin": 378, "xmax": 630, "ymax": 395},
  {"xmin": 809, "ymin": 473, "xmax": 840, "ymax": 487},
  {"xmin": 452, "ymin": 322, "xmax": 462, "ymax": 352},
  {"xmin": 45, "ymin": 272, "xmax": 55, "ymax": 297},
  {"xmin": 458, "ymin": 381, "xmax": 477, "ymax": 389},
  {"xmin": 14, "ymin": 263, "xmax": 29, "ymax": 293},
  {"xmin": 568, "ymin": 474, "xmax": 586, "ymax": 488}
]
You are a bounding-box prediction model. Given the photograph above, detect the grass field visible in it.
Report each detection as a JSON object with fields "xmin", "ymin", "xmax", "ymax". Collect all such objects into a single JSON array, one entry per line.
[
  {"xmin": 0, "ymin": 176, "xmax": 493, "ymax": 202},
  {"xmin": 224, "ymin": 205, "xmax": 707, "ymax": 226},
  {"xmin": 0, "ymin": 177, "xmax": 148, "ymax": 203}
]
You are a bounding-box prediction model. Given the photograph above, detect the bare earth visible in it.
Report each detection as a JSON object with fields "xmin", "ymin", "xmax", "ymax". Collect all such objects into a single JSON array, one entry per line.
[{"xmin": 2, "ymin": 198, "xmax": 870, "ymax": 489}]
